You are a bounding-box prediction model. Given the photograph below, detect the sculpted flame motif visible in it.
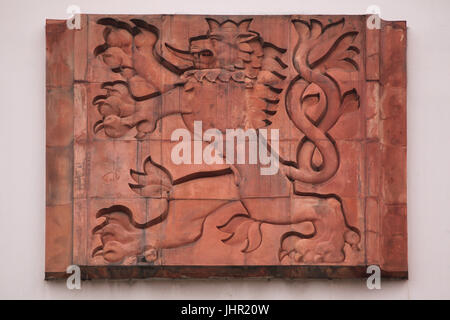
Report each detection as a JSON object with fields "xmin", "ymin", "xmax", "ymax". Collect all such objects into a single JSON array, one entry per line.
[{"xmin": 91, "ymin": 17, "xmax": 361, "ymax": 265}]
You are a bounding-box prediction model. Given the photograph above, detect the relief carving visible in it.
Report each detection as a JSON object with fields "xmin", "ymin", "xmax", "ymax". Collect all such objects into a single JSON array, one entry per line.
[
  {"xmin": 46, "ymin": 12, "xmax": 408, "ymax": 279},
  {"xmin": 90, "ymin": 17, "xmax": 361, "ymax": 265}
]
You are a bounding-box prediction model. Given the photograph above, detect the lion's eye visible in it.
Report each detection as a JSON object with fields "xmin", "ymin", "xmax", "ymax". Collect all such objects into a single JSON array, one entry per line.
[{"xmin": 200, "ymin": 50, "xmax": 213, "ymax": 57}]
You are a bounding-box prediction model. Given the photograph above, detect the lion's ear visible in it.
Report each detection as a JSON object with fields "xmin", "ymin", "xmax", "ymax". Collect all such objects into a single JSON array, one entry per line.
[{"xmin": 237, "ymin": 33, "xmax": 258, "ymax": 43}]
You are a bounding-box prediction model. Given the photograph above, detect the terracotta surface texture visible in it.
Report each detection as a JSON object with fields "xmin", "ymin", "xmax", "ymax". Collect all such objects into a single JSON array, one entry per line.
[{"xmin": 45, "ymin": 14, "xmax": 407, "ymax": 279}]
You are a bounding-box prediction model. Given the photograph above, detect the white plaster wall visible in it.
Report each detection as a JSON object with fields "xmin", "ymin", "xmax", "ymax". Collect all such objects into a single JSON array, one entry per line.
[{"xmin": 0, "ymin": 0, "xmax": 449, "ymax": 299}]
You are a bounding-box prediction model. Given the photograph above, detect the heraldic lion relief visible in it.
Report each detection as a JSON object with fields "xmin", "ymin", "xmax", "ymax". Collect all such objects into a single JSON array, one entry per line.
[
  {"xmin": 45, "ymin": 13, "xmax": 408, "ymax": 278},
  {"xmin": 87, "ymin": 18, "xmax": 360, "ymax": 265}
]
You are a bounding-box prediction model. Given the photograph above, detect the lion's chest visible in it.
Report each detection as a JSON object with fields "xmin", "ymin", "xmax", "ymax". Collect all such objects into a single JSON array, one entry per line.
[{"xmin": 180, "ymin": 78, "xmax": 253, "ymax": 132}]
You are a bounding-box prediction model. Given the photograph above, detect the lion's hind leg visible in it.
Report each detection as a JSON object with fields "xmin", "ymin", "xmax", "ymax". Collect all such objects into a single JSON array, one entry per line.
[{"xmin": 279, "ymin": 195, "xmax": 360, "ymax": 263}]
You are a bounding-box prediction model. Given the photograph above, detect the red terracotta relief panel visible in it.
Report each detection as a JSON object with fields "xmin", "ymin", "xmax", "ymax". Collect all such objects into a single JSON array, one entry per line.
[{"xmin": 45, "ymin": 14, "xmax": 407, "ymax": 279}]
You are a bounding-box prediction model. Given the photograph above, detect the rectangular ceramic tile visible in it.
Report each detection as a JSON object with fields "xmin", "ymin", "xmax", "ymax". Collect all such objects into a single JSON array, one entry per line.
[{"xmin": 46, "ymin": 14, "xmax": 407, "ymax": 279}]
